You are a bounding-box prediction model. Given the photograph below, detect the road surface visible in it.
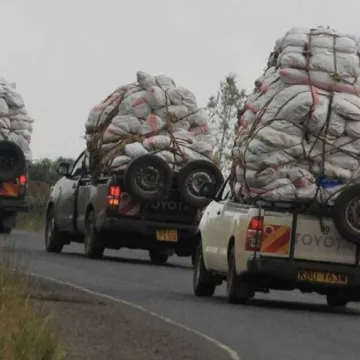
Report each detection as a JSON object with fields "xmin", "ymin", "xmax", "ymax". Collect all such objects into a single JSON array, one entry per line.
[{"xmin": 6, "ymin": 230, "xmax": 360, "ymax": 360}]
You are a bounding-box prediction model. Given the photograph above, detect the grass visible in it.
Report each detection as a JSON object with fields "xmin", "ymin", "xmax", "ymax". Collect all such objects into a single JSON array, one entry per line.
[
  {"xmin": 0, "ymin": 243, "xmax": 65, "ymax": 360},
  {"xmin": 16, "ymin": 196, "xmax": 46, "ymax": 232}
]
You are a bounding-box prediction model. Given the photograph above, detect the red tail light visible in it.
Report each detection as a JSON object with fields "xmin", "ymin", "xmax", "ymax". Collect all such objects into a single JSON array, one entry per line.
[
  {"xmin": 245, "ymin": 216, "xmax": 264, "ymax": 251},
  {"xmin": 18, "ymin": 174, "xmax": 27, "ymax": 196},
  {"xmin": 19, "ymin": 174, "xmax": 27, "ymax": 185},
  {"xmin": 107, "ymin": 185, "xmax": 121, "ymax": 207}
]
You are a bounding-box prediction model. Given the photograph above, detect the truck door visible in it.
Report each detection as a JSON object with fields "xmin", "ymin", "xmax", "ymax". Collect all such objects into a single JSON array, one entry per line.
[
  {"xmin": 56, "ymin": 151, "xmax": 85, "ymax": 231},
  {"xmin": 203, "ymin": 180, "xmax": 231, "ymax": 270}
]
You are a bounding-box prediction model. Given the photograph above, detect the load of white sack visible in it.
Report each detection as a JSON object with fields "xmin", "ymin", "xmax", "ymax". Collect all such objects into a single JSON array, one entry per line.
[
  {"xmin": 0, "ymin": 77, "xmax": 33, "ymax": 160},
  {"xmin": 232, "ymin": 26, "xmax": 360, "ymax": 204},
  {"xmin": 85, "ymin": 71, "xmax": 214, "ymax": 177}
]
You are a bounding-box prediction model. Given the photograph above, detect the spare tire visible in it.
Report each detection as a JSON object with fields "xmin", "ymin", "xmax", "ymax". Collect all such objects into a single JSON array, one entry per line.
[
  {"xmin": 177, "ymin": 160, "xmax": 224, "ymax": 208},
  {"xmin": 124, "ymin": 154, "xmax": 172, "ymax": 203},
  {"xmin": 332, "ymin": 183, "xmax": 360, "ymax": 245},
  {"xmin": 0, "ymin": 140, "xmax": 25, "ymax": 181}
]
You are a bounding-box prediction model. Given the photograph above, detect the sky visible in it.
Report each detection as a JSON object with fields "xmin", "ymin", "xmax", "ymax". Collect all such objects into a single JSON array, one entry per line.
[{"xmin": 1, "ymin": 0, "xmax": 359, "ymax": 160}]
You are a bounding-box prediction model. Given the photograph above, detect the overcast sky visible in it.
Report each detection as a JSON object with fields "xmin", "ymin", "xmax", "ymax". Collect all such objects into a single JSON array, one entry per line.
[{"xmin": 1, "ymin": 0, "xmax": 359, "ymax": 160}]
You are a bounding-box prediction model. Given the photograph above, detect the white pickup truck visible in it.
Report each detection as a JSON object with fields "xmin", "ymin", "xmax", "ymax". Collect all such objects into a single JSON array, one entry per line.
[{"xmin": 193, "ymin": 177, "xmax": 360, "ymax": 308}]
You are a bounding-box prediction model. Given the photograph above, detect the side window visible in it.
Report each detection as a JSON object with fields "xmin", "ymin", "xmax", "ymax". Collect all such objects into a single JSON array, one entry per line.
[
  {"xmin": 221, "ymin": 181, "xmax": 231, "ymax": 201},
  {"xmin": 215, "ymin": 176, "xmax": 231, "ymax": 201},
  {"xmin": 70, "ymin": 153, "xmax": 85, "ymax": 178}
]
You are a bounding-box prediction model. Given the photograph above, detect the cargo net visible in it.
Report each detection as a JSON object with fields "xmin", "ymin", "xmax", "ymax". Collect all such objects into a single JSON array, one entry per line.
[
  {"xmin": 85, "ymin": 71, "xmax": 214, "ymax": 182},
  {"xmin": 232, "ymin": 26, "xmax": 360, "ymax": 208}
]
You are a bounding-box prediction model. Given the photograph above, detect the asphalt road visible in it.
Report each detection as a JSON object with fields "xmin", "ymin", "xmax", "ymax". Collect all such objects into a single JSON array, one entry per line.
[{"xmin": 5, "ymin": 230, "xmax": 360, "ymax": 360}]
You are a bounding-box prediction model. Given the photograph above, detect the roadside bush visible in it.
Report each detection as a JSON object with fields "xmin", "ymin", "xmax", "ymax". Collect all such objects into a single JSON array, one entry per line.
[
  {"xmin": 16, "ymin": 195, "xmax": 46, "ymax": 232},
  {"xmin": 0, "ymin": 244, "xmax": 65, "ymax": 359}
]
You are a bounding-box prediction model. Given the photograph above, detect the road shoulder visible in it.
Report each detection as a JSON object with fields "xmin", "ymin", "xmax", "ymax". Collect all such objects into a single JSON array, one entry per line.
[{"xmin": 30, "ymin": 277, "xmax": 233, "ymax": 360}]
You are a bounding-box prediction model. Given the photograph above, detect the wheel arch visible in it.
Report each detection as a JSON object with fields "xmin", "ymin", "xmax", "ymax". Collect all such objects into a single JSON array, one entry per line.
[
  {"xmin": 85, "ymin": 203, "xmax": 94, "ymax": 222},
  {"xmin": 227, "ymin": 236, "xmax": 235, "ymax": 264}
]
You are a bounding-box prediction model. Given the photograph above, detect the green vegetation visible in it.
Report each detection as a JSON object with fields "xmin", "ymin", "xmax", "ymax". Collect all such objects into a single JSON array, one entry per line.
[{"xmin": 0, "ymin": 246, "xmax": 65, "ymax": 360}]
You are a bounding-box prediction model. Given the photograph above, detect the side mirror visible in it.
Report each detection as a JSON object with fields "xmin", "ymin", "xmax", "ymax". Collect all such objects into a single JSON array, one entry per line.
[
  {"xmin": 56, "ymin": 162, "xmax": 70, "ymax": 176},
  {"xmin": 199, "ymin": 182, "xmax": 216, "ymax": 199}
]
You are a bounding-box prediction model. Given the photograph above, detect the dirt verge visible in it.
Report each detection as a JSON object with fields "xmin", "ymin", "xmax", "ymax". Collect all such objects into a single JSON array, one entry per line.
[{"xmin": 29, "ymin": 277, "xmax": 233, "ymax": 360}]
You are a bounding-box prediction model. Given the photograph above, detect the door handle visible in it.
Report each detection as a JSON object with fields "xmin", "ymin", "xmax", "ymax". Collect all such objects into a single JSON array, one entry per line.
[{"xmin": 217, "ymin": 210, "xmax": 221, "ymax": 215}]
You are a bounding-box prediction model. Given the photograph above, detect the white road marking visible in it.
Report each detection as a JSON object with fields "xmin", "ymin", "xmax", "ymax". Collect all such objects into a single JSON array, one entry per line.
[{"xmin": 30, "ymin": 272, "xmax": 241, "ymax": 360}]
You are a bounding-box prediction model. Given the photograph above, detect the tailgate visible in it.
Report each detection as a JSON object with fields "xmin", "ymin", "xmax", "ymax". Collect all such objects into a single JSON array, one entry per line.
[
  {"xmin": 0, "ymin": 180, "xmax": 19, "ymax": 197},
  {"xmin": 294, "ymin": 215, "xmax": 357, "ymax": 265}
]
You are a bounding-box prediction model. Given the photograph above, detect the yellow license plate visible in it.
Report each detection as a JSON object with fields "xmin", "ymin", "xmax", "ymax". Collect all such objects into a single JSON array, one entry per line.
[
  {"xmin": 297, "ymin": 270, "xmax": 348, "ymax": 285},
  {"xmin": 156, "ymin": 229, "xmax": 178, "ymax": 242}
]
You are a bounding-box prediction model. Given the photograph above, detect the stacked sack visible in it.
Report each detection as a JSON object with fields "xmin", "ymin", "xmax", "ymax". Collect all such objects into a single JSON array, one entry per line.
[
  {"xmin": 232, "ymin": 26, "xmax": 360, "ymax": 204},
  {"xmin": 85, "ymin": 71, "xmax": 213, "ymax": 177},
  {"xmin": 0, "ymin": 77, "xmax": 33, "ymax": 160}
]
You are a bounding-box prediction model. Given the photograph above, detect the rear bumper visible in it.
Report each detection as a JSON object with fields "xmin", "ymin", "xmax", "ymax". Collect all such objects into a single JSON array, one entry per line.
[
  {"xmin": 0, "ymin": 198, "xmax": 28, "ymax": 213},
  {"xmin": 100, "ymin": 216, "xmax": 198, "ymax": 254},
  {"xmin": 247, "ymin": 257, "xmax": 360, "ymax": 294}
]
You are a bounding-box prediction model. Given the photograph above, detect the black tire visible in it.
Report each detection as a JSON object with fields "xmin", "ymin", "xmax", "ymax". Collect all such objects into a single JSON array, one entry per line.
[
  {"xmin": 332, "ymin": 184, "xmax": 360, "ymax": 245},
  {"xmin": 45, "ymin": 207, "xmax": 64, "ymax": 253},
  {"xmin": 178, "ymin": 160, "xmax": 224, "ymax": 208},
  {"xmin": 193, "ymin": 244, "xmax": 216, "ymax": 297},
  {"xmin": 326, "ymin": 294, "xmax": 348, "ymax": 308},
  {"xmin": 226, "ymin": 247, "xmax": 253, "ymax": 304},
  {"xmin": 0, "ymin": 140, "xmax": 26, "ymax": 181},
  {"xmin": 0, "ymin": 225, "xmax": 12, "ymax": 234},
  {"xmin": 84, "ymin": 210, "xmax": 105, "ymax": 259},
  {"xmin": 124, "ymin": 154, "xmax": 172, "ymax": 203},
  {"xmin": 149, "ymin": 250, "xmax": 169, "ymax": 265},
  {"xmin": 191, "ymin": 251, "xmax": 196, "ymax": 267}
]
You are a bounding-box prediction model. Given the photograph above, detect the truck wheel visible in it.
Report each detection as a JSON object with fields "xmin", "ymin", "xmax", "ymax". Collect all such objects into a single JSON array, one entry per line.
[
  {"xmin": 193, "ymin": 244, "xmax": 216, "ymax": 297},
  {"xmin": 178, "ymin": 160, "xmax": 224, "ymax": 208},
  {"xmin": 0, "ymin": 140, "xmax": 26, "ymax": 181},
  {"xmin": 84, "ymin": 210, "xmax": 105, "ymax": 259},
  {"xmin": 226, "ymin": 247, "xmax": 253, "ymax": 304},
  {"xmin": 0, "ymin": 226, "xmax": 12, "ymax": 234},
  {"xmin": 326, "ymin": 294, "xmax": 348, "ymax": 308},
  {"xmin": 45, "ymin": 207, "xmax": 64, "ymax": 253},
  {"xmin": 124, "ymin": 154, "xmax": 172, "ymax": 203},
  {"xmin": 332, "ymin": 184, "xmax": 360, "ymax": 245},
  {"xmin": 149, "ymin": 250, "xmax": 169, "ymax": 265},
  {"xmin": 191, "ymin": 251, "xmax": 196, "ymax": 267}
]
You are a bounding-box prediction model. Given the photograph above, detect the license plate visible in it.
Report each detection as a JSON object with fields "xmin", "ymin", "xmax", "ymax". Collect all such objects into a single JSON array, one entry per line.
[
  {"xmin": 297, "ymin": 270, "xmax": 348, "ymax": 285},
  {"xmin": 156, "ymin": 229, "xmax": 178, "ymax": 242}
]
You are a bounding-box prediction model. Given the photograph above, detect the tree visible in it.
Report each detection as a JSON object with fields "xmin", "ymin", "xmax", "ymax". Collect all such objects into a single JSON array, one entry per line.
[
  {"xmin": 28, "ymin": 157, "xmax": 74, "ymax": 185},
  {"xmin": 207, "ymin": 73, "xmax": 247, "ymax": 173}
]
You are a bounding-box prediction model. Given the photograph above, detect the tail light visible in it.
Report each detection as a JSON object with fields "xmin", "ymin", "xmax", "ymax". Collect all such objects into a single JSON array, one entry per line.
[
  {"xmin": 18, "ymin": 174, "xmax": 27, "ymax": 195},
  {"xmin": 245, "ymin": 216, "xmax": 264, "ymax": 251},
  {"xmin": 107, "ymin": 185, "xmax": 121, "ymax": 207}
]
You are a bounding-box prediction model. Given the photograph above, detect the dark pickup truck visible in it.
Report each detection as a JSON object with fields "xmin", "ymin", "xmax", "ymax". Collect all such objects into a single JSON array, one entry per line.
[
  {"xmin": 44, "ymin": 150, "xmax": 223, "ymax": 265},
  {"xmin": 0, "ymin": 140, "xmax": 28, "ymax": 233}
]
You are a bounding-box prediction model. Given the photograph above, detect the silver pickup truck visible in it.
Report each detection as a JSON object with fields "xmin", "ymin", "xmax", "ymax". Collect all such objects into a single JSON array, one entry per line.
[{"xmin": 44, "ymin": 150, "xmax": 223, "ymax": 265}]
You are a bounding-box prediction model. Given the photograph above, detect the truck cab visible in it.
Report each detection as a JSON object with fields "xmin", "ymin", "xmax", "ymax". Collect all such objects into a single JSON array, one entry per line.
[{"xmin": 193, "ymin": 177, "xmax": 360, "ymax": 308}]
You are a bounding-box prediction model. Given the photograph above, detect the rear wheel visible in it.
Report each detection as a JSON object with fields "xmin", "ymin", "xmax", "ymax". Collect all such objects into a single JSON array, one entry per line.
[
  {"xmin": 193, "ymin": 244, "xmax": 216, "ymax": 297},
  {"xmin": 326, "ymin": 294, "xmax": 348, "ymax": 308},
  {"xmin": 84, "ymin": 210, "xmax": 105, "ymax": 259},
  {"xmin": 226, "ymin": 247, "xmax": 253, "ymax": 304},
  {"xmin": 0, "ymin": 226, "xmax": 12, "ymax": 234},
  {"xmin": 149, "ymin": 250, "xmax": 169, "ymax": 265},
  {"xmin": 45, "ymin": 207, "xmax": 64, "ymax": 253}
]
